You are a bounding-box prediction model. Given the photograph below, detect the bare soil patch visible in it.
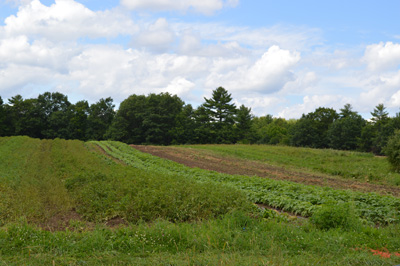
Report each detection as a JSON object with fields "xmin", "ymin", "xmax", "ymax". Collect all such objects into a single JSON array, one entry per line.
[{"xmin": 131, "ymin": 145, "xmax": 400, "ymax": 197}]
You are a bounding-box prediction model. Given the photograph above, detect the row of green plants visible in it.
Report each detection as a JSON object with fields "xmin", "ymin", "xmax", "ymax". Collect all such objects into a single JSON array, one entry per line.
[
  {"xmin": 0, "ymin": 136, "xmax": 251, "ymax": 226},
  {"xmin": 96, "ymin": 141, "xmax": 400, "ymax": 224},
  {"xmin": 182, "ymin": 144, "xmax": 400, "ymax": 185}
]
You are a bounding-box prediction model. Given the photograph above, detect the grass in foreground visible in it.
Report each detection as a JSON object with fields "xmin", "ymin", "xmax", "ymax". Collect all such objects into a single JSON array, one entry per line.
[{"xmin": 1, "ymin": 211, "xmax": 400, "ymax": 265}]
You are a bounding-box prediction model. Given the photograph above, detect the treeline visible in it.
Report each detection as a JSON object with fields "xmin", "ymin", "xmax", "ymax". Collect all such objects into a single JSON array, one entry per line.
[{"xmin": 1, "ymin": 87, "xmax": 400, "ymax": 155}]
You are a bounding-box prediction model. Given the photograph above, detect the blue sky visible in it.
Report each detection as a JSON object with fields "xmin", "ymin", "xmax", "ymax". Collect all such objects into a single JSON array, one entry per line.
[{"xmin": 0, "ymin": 0, "xmax": 400, "ymax": 118}]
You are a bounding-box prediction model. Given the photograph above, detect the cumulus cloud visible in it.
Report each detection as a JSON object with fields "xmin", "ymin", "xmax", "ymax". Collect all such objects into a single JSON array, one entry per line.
[
  {"xmin": 131, "ymin": 18, "xmax": 175, "ymax": 52},
  {"xmin": 363, "ymin": 42, "xmax": 400, "ymax": 72},
  {"xmin": 359, "ymin": 70, "xmax": 400, "ymax": 109},
  {"xmin": 177, "ymin": 30, "xmax": 247, "ymax": 57},
  {"xmin": 162, "ymin": 77, "xmax": 196, "ymax": 96},
  {"xmin": 4, "ymin": 0, "xmax": 137, "ymax": 41},
  {"xmin": 278, "ymin": 95, "xmax": 350, "ymax": 119},
  {"xmin": 120, "ymin": 0, "xmax": 237, "ymax": 15},
  {"xmin": 206, "ymin": 45, "xmax": 300, "ymax": 93}
]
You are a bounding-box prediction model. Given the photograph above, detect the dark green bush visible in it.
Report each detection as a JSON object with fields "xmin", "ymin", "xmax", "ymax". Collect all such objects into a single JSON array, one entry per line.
[{"xmin": 385, "ymin": 130, "xmax": 400, "ymax": 172}]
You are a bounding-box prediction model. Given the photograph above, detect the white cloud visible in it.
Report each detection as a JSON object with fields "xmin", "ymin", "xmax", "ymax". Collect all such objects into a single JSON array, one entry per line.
[
  {"xmin": 390, "ymin": 90, "xmax": 400, "ymax": 107},
  {"xmin": 120, "ymin": 0, "xmax": 237, "ymax": 15},
  {"xmin": 206, "ymin": 45, "xmax": 300, "ymax": 93},
  {"xmin": 4, "ymin": 0, "xmax": 137, "ymax": 41},
  {"xmin": 178, "ymin": 30, "xmax": 247, "ymax": 57},
  {"xmin": 278, "ymin": 95, "xmax": 350, "ymax": 119},
  {"xmin": 131, "ymin": 18, "xmax": 175, "ymax": 52},
  {"xmin": 359, "ymin": 70, "xmax": 400, "ymax": 109},
  {"xmin": 363, "ymin": 42, "xmax": 400, "ymax": 72},
  {"xmin": 162, "ymin": 77, "xmax": 195, "ymax": 96}
]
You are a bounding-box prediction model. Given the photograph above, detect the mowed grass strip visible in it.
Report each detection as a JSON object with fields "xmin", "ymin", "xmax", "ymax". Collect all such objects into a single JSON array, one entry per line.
[{"xmin": 181, "ymin": 144, "xmax": 400, "ymax": 186}]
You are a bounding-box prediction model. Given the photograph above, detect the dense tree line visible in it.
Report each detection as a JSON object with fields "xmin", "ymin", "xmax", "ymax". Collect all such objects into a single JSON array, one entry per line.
[{"xmin": 1, "ymin": 88, "xmax": 400, "ymax": 157}]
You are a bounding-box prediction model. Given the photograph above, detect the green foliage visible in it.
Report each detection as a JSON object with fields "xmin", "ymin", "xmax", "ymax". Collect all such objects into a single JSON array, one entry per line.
[
  {"xmin": 185, "ymin": 144, "xmax": 400, "ymax": 186},
  {"xmin": 107, "ymin": 93, "xmax": 183, "ymax": 145},
  {"xmin": 0, "ymin": 137, "xmax": 251, "ymax": 225},
  {"xmin": 385, "ymin": 130, "xmax": 400, "ymax": 172},
  {"xmin": 235, "ymin": 104, "xmax": 253, "ymax": 142},
  {"xmin": 291, "ymin": 107, "xmax": 339, "ymax": 148},
  {"xmin": 363, "ymin": 103, "xmax": 395, "ymax": 154},
  {"xmin": 1, "ymin": 213, "xmax": 400, "ymax": 265},
  {"xmin": 328, "ymin": 104, "xmax": 365, "ymax": 150},
  {"xmin": 2, "ymin": 137, "xmax": 400, "ymax": 264},
  {"xmin": 99, "ymin": 141, "xmax": 400, "ymax": 224},
  {"xmin": 311, "ymin": 203, "xmax": 361, "ymax": 230},
  {"xmin": 203, "ymin": 87, "xmax": 237, "ymax": 143},
  {"xmin": 86, "ymin": 97, "xmax": 115, "ymax": 140}
]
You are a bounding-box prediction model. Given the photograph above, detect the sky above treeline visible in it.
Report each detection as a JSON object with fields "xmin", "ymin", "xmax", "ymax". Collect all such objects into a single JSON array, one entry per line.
[{"xmin": 0, "ymin": 0, "xmax": 400, "ymax": 118}]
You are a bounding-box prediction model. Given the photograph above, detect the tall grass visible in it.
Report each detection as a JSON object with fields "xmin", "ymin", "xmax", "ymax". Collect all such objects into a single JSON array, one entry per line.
[{"xmin": 1, "ymin": 212, "xmax": 400, "ymax": 265}]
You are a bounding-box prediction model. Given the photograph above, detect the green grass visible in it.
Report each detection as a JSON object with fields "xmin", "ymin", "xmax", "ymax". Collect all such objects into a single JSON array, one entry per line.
[
  {"xmin": 0, "ymin": 136, "xmax": 251, "ymax": 225},
  {"xmin": 1, "ymin": 137, "xmax": 400, "ymax": 265},
  {"xmin": 181, "ymin": 144, "xmax": 400, "ymax": 185},
  {"xmin": 1, "ymin": 212, "xmax": 400, "ymax": 265},
  {"xmin": 98, "ymin": 141, "xmax": 400, "ymax": 225}
]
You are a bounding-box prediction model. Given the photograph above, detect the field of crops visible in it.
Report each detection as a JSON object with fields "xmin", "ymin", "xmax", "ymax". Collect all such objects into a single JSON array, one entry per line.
[
  {"xmin": 182, "ymin": 144, "xmax": 400, "ymax": 186},
  {"xmin": 1, "ymin": 136, "xmax": 400, "ymax": 265},
  {"xmin": 98, "ymin": 141, "xmax": 400, "ymax": 225}
]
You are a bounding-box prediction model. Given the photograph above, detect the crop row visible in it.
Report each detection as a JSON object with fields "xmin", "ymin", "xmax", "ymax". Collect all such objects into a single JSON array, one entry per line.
[{"xmin": 95, "ymin": 141, "xmax": 400, "ymax": 224}]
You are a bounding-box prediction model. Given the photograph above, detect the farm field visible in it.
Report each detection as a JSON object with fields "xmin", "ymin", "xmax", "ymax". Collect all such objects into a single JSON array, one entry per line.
[
  {"xmin": 1, "ymin": 137, "xmax": 400, "ymax": 265},
  {"xmin": 133, "ymin": 144, "xmax": 400, "ymax": 196}
]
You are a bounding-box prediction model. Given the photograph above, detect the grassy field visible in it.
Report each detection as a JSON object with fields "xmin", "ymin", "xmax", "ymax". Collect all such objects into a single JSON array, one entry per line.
[
  {"xmin": 1, "ymin": 137, "xmax": 400, "ymax": 265},
  {"xmin": 182, "ymin": 144, "xmax": 400, "ymax": 186}
]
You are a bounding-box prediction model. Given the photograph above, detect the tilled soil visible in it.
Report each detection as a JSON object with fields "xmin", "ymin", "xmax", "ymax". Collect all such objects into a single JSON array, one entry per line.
[{"xmin": 131, "ymin": 145, "xmax": 400, "ymax": 197}]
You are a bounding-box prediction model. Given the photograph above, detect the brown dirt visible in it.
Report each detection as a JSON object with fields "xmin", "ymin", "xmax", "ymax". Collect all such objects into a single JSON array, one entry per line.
[
  {"xmin": 36, "ymin": 209, "xmax": 92, "ymax": 232},
  {"xmin": 131, "ymin": 145, "xmax": 400, "ymax": 197},
  {"xmin": 37, "ymin": 210, "xmax": 128, "ymax": 231}
]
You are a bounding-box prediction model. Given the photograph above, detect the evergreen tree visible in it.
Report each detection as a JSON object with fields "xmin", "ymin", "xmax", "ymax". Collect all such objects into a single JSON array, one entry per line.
[
  {"xmin": 370, "ymin": 104, "xmax": 392, "ymax": 154},
  {"xmin": 203, "ymin": 87, "xmax": 237, "ymax": 143},
  {"xmin": 235, "ymin": 104, "xmax": 253, "ymax": 143}
]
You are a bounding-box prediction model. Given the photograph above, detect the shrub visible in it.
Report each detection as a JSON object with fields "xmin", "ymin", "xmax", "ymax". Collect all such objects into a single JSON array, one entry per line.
[
  {"xmin": 311, "ymin": 202, "xmax": 361, "ymax": 231},
  {"xmin": 385, "ymin": 130, "xmax": 400, "ymax": 172}
]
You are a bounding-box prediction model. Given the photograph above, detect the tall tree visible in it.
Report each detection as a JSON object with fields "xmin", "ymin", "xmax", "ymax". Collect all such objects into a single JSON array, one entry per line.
[
  {"xmin": 37, "ymin": 92, "xmax": 71, "ymax": 139},
  {"xmin": 369, "ymin": 103, "xmax": 392, "ymax": 154},
  {"xmin": 235, "ymin": 104, "xmax": 253, "ymax": 143},
  {"xmin": 86, "ymin": 97, "xmax": 115, "ymax": 140},
  {"xmin": 142, "ymin": 93, "xmax": 184, "ymax": 145},
  {"xmin": 203, "ymin": 87, "xmax": 237, "ymax": 143},
  {"xmin": 192, "ymin": 105, "xmax": 215, "ymax": 144},
  {"xmin": 7, "ymin": 95, "xmax": 43, "ymax": 138},
  {"xmin": 170, "ymin": 104, "xmax": 196, "ymax": 144},
  {"xmin": 290, "ymin": 107, "xmax": 338, "ymax": 148},
  {"xmin": 107, "ymin": 93, "xmax": 183, "ymax": 145},
  {"xmin": 68, "ymin": 100, "xmax": 89, "ymax": 140},
  {"xmin": 328, "ymin": 104, "xmax": 365, "ymax": 150}
]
